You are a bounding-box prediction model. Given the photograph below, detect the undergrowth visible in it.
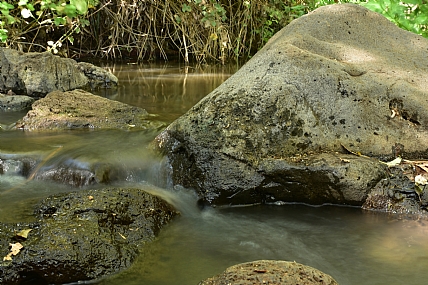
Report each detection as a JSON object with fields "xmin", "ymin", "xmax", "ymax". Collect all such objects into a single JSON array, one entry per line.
[{"xmin": 0, "ymin": 0, "xmax": 426, "ymax": 63}]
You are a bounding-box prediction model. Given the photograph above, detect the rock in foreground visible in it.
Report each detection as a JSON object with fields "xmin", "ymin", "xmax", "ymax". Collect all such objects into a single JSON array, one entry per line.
[
  {"xmin": 0, "ymin": 187, "xmax": 178, "ymax": 284},
  {"xmin": 155, "ymin": 4, "xmax": 428, "ymax": 207},
  {"xmin": 199, "ymin": 260, "xmax": 338, "ymax": 285},
  {"xmin": 15, "ymin": 89, "xmax": 166, "ymax": 131}
]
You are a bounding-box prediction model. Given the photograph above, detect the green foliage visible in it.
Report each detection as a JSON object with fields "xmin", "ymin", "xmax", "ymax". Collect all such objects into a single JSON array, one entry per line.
[
  {"xmin": 360, "ymin": 0, "xmax": 428, "ymax": 38},
  {"xmin": 0, "ymin": 0, "xmax": 98, "ymax": 53},
  {"xmin": 312, "ymin": 0, "xmax": 428, "ymax": 38},
  {"xmin": 2, "ymin": 0, "xmax": 428, "ymax": 62},
  {"xmin": 256, "ymin": 0, "xmax": 308, "ymax": 45}
]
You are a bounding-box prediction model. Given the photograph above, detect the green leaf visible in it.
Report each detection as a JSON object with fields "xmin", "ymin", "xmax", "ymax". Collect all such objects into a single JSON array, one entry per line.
[
  {"xmin": 71, "ymin": 0, "xmax": 88, "ymax": 15},
  {"xmin": 182, "ymin": 3, "xmax": 192, "ymax": 13},
  {"xmin": 0, "ymin": 29, "xmax": 8, "ymax": 43},
  {"xmin": 54, "ymin": 16, "xmax": 66, "ymax": 26},
  {"xmin": 361, "ymin": 1, "xmax": 383, "ymax": 13},
  {"xmin": 414, "ymin": 14, "xmax": 428, "ymax": 24},
  {"xmin": 63, "ymin": 4, "xmax": 77, "ymax": 17},
  {"xmin": 174, "ymin": 14, "xmax": 181, "ymax": 24},
  {"xmin": 16, "ymin": 229, "xmax": 32, "ymax": 239},
  {"xmin": 402, "ymin": 0, "xmax": 421, "ymax": 4},
  {"xmin": 5, "ymin": 14, "xmax": 15, "ymax": 24}
]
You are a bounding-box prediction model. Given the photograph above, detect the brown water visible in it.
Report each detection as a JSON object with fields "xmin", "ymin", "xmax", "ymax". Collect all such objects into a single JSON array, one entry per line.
[{"xmin": 1, "ymin": 62, "xmax": 428, "ymax": 285}]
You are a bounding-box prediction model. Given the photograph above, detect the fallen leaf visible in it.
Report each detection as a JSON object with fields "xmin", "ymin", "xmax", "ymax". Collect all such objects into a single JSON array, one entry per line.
[
  {"xmin": 415, "ymin": 174, "xmax": 428, "ymax": 186},
  {"xmin": 385, "ymin": 157, "xmax": 402, "ymax": 167},
  {"xmin": 16, "ymin": 229, "xmax": 32, "ymax": 239},
  {"xmin": 3, "ymin": 253, "xmax": 12, "ymax": 261},
  {"xmin": 9, "ymin": 242, "xmax": 23, "ymax": 255}
]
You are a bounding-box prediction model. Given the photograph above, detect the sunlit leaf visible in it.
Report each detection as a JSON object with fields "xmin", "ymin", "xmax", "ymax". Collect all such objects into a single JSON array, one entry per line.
[
  {"xmin": 71, "ymin": 0, "xmax": 88, "ymax": 15},
  {"xmin": 16, "ymin": 228, "xmax": 32, "ymax": 239},
  {"xmin": 415, "ymin": 174, "xmax": 428, "ymax": 185},
  {"xmin": 386, "ymin": 157, "xmax": 402, "ymax": 167}
]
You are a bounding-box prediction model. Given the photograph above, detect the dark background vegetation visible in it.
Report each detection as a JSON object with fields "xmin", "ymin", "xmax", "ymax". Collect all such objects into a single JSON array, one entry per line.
[{"xmin": 1, "ymin": 0, "xmax": 427, "ymax": 63}]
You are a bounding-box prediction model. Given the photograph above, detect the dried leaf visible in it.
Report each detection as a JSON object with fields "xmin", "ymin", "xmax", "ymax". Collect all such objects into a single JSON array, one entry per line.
[
  {"xmin": 9, "ymin": 242, "xmax": 23, "ymax": 255},
  {"xmin": 415, "ymin": 174, "xmax": 428, "ymax": 186},
  {"xmin": 3, "ymin": 253, "xmax": 12, "ymax": 261},
  {"xmin": 16, "ymin": 229, "xmax": 32, "ymax": 239},
  {"xmin": 385, "ymin": 157, "xmax": 402, "ymax": 167}
]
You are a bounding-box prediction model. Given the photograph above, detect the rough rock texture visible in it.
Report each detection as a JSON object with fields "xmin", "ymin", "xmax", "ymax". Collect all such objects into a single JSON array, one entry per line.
[
  {"xmin": 0, "ymin": 48, "xmax": 117, "ymax": 97},
  {"xmin": 0, "ymin": 187, "xmax": 178, "ymax": 284},
  {"xmin": 155, "ymin": 4, "xmax": 428, "ymax": 206},
  {"xmin": 33, "ymin": 163, "xmax": 125, "ymax": 187},
  {"xmin": 199, "ymin": 260, "xmax": 338, "ymax": 285},
  {"xmin": 363, "ymin": 166, "xmax": 428, "ymax": 215},
  {"xmin": 0, "ymin": 94, "xmax": 34, "ymax": 112},
  {"xmin": 14, "ymin": 89, "xmax": 166, "ymax": 131},
  {"xmin": 76, "ymin": 61, "xmax": 118, "ymax": 89}
]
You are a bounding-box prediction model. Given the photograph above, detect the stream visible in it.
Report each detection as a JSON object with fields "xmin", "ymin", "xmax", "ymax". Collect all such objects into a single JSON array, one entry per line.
[{"xmin": 1, "ymin": 62, "xmax": 428, "ymax": 285}]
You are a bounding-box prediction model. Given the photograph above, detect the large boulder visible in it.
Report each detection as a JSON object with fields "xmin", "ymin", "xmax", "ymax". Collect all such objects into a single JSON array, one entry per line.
[
  {"xmin": 0, "ymin": 48, "xmax": 117, "ymax": 97},
  {"xmin": 154, "ymin": 4, "xmax": 428, "ymax": 206},
  {"xmin": 0, "ymin": 187, "xmax": 178, "ymax": 284},
  {"xmin": 14, "ymin": 89, "xmax": 166, "ymax": 131},
  {"xmin": 199, "ymin": 260, "xmax": 338, "ymax": 285}
]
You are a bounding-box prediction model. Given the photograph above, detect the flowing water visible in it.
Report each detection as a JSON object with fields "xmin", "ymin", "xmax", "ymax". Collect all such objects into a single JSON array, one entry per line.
[{"xmin": 1, "ymin": 62, "xmax": 428, "ymax": 285}]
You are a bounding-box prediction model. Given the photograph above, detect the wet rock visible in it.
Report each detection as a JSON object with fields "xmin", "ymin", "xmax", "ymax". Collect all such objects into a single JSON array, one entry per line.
[
  {"xmin": 33, "ymin": 166, "xmax": 97, "ymax": 187},
  {"xmin": 77, "ymin": 61, "xmax": 118, "ymax": 89},
  {"xmin": 363, "ymin": 166, "xmax": 428, "ymax": 215},
  {"xmin": 33, "ymin": 162, "xmax": 123, "ymax": 187},
  {"xmin": 0, "ymin": 156, "xmax": 37, "ymax": 177},
  {"xmin": 0, "ymin": 48, "xmax": 117, "ymax": 97},
  {"xmin": 0, "ymin": 187, "xmax": 178, "ymax": 284},
  {"xmin": 14, "ymin": 89, "xmax": 166, "ymax": 131},
  {"xmin": 199, "ymin": 260, "xmax": 338, "ymax": 285},
  {"xmin": 0, "ymin": 94, "xmax": 34, "ymax": 112},
  {"xmin": 155, "ymin": 4, "xmax": 428, "ymax": 206}
]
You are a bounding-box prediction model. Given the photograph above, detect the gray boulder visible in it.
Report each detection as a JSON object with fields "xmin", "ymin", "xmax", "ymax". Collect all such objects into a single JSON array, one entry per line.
[
  {"xmin": 0, "ymin": 93, "xmax": 34, "ymax": 112},
  {"xmin": 0, "ymin": 187, "xmax": 178, "ymax": 284},
  {"xmin": 0, "ymin": 48, "xmax": 117, "ymax": 97},
  {"xmin": 154, "ymin": 4, "xmax": 428, "ymax": 206},
  {"xmin": 14, "ymin": 89, "xmax": 166, "ymax": 131},
  {"xmin": 199, "ymin": 260, "xmax": 338, "ymax": 285}
]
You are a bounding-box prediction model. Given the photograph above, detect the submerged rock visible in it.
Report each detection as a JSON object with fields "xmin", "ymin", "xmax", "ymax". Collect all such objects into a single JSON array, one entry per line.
[
  {"xmin": 0, "ymin": 48, "xmax": 117, "ymax": 97},
  {"xmin": 199, "ymin": 260, "xmax": 338, "ymax": 285},
  {"xmin": 0, "ymin": 156, "xmax": 37, "ymax": 177},
  {"xmin": 0, "ymin": 187, "xmax": 178, "ymax": 284},
  {"xmin": 14, "ymin": 89, "xmax": 166, "ymax": 131},
  {"xmin": 155, "ymin": 4, "xmax": 428, "ymax": 207}
]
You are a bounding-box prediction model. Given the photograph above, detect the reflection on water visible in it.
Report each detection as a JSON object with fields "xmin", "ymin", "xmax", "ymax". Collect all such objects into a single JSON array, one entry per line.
[
  {"xmin": 93, "ymin": 62, "xmax": 237, "ymax": 122},
  {"xmin": 1, "ymin": 63, "xmax": 428, "ymax": 285}
]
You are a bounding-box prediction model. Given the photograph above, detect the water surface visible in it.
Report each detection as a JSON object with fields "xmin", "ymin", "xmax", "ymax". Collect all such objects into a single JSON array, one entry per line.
[{"xmin": 1, "ymin": 62, "xmax": 428, "ymax": 285}]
